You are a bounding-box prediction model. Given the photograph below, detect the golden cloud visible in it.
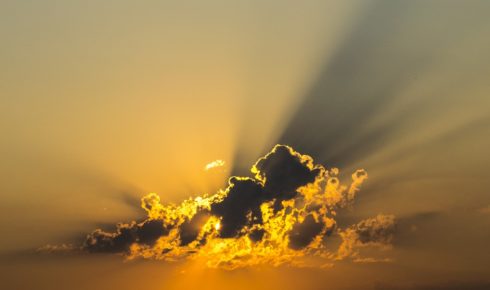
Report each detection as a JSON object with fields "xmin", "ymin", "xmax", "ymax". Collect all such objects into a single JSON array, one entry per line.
[{"xmin": 67, "ymin": 145, "xmax": 395, "ymax": 269}]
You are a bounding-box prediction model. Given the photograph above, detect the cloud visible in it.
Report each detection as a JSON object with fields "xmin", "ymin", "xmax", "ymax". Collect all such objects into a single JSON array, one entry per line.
[
  {"xmin": 210, "ymin": 177, "xmax": 263, "ymax": 238},
  {"xmin": 337, "ymin": 214, "xmax": 396, "ymax": 261},
  {"xmin": 205, "ymin": 159, "xmax": 225, "ymax": 171},
  {"xmin": 355, "ymin": 214, "xmax": 396, "ymax": 245},
  {"xmin": 252, "ymin": 145, "xmax": 324, "ymax": 202},
  {"xmin": 209, "ymin": 145, "xmax": 324, "ymax": 239},
  {"xmin": 51, "ymin": 145, "xmax": 392, "ymax": 269},
  {"xmin": 288, "ymin": 214, "xmax": 327, "ymax": 250},
  {"xmin": 83, "ymin": 219, "xmax": 169, "ymax": 253},
  {"xmin": 36, "ymin": 243, "xmax": 78, "ymax": 254}
]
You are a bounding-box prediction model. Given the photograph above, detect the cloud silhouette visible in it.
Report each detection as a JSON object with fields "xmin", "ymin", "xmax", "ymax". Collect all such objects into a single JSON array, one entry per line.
[
  {"xmin": 73, "ymin": 145, "xmax": 394, "ymax": 269},
  {"xmin": 337, "ymin": 214, "xmax": 396, "ymax": 261}
]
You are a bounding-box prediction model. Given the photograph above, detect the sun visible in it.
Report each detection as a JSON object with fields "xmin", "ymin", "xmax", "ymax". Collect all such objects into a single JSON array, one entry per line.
[{"xmin": 214, "ymin": 221, "xmax": 221, "ymax": 231}]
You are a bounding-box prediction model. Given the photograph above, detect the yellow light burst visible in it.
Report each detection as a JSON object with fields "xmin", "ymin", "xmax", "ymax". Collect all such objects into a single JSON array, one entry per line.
[{"xmin": 214, "ymin": 221, "xmax": 221, "ymax": 231}]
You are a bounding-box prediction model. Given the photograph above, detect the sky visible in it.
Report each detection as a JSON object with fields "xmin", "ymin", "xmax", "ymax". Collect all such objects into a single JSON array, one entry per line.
[{"xmin": 1, "ymin": 1, "xmax": 490, "ymax": 289}]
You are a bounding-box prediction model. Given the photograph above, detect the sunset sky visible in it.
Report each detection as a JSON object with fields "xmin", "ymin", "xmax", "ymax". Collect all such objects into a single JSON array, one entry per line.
[{"xmin": 1, "ymin": 1, "xmax": 490, "ymax": 289}]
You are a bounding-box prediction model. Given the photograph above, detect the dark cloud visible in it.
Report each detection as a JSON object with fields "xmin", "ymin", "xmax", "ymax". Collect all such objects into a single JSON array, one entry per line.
[
  {"xmin": 288, "ymin": 214, "xmax": 326, "ymax": 250},
  {"xmin": 211, "ymin": 145, "xmax": 323, "ymax": 239},
  {"xmin": 60, "ymin": 144, "xmax": 388, "ymax": 269},
  {"xmin": 248, "ymin": 228, "xmax": 265, "ymax": 242},
  {"xmin": 83, "ymin": 219, "xmax": 168, "ymax": 253},
  {"xmin": 337, "ymin": 214, "xmax": 396, "ymax": 260},
  {"xmin": 82, "ymin": 144, "xmax": 325, "ymax": 250},
  {"xmin": 355, "ymin": 214, "xmax": 396, "ymax": 245},
  {"xmin": 136, "ymin": 219, "xmax": 169, "ymax": 245},
  {"xmin": 210, "ymin": 177, "xmax": 263, "ymax": 238},
  {"xmin": 179, "ymin": 211, "xmax": 210, "ymax": 245},
  {"xmin": 83, "ymin": 223, "xmax": 136, "ymax": 253},
  {"xmin": 253, "ymin": 145, "xmax": 323, "ymax": 201}
]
